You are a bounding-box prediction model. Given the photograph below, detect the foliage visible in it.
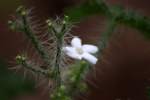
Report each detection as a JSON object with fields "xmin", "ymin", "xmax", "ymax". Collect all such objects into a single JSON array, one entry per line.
[
  {"xmin": 0, "ymin": 59, "xmax": 34, "ymax": 100},
  {"xmin": 66, "ymin": 0, "xmax": 150, "ymax": 38}
]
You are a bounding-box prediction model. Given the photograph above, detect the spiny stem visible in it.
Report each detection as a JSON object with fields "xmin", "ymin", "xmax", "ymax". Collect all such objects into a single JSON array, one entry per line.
[
  {"xmin": 16, "ymin": 55, "xmax": 48, "ymax": 76},
  {"xmin": 21, "ymin": 14, "xmax": 51, "ymax": 67},
  {"xmin": 69, "ymin": 61, "xmax": 89, "ymax": 96},
  {"xmin": 46, "ymin": 18, "xmax": 69, "ymax": 88},
  {"xmin": 22, "ymin": 61, "xmax": 48, "ymax": 76},
  {"xmin": 54, "ymin": 37, "xmax": 63, "ymax": 88}
]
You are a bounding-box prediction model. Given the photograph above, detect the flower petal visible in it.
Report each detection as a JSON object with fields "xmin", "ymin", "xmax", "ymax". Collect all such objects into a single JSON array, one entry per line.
[
  {"xmin": 82, "ymin": 44, "xmax": 98, "ymax": 53},
  {"xmin": 63, "ymin": 46, "xmax": 82, "ymax": 60},
  {"xmin": 62, "ymin": 46, "xmax": 74, "ymax": 53},
  {"xmin": 82, "ymin": 53, "xmax": 98, "ymax": 64},
  {"xmin": 71, "ymin": 37, "xmax": 82, "ymax": 48},
  {"xmin": 66, "ymin": 52, "xmax": 82, "ymax": 60}
]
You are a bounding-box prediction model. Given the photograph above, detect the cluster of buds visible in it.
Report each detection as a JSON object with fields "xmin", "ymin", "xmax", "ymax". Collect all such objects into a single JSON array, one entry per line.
[{"xmin": 15, "ymin": 55, "xmax": 26, "ymax": 65}]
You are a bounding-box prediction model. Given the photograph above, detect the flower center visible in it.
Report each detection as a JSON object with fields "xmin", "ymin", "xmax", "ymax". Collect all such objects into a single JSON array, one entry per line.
[{"xmin": 76, "ymin": 48, "xmax": 84, "ymax": 55}]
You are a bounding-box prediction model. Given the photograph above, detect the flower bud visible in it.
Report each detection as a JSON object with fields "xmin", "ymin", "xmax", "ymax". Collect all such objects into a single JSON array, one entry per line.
[
  {"xmin": 16, "ymin": 55, "xmax": 26, "ymax": 64},
  {"xmin": 46, "ymin": 19, "xmax": 52, "ymax": 27},
  {"xmin": 16, "ymin": 6, "xmax": 26, "ymax": 16}
]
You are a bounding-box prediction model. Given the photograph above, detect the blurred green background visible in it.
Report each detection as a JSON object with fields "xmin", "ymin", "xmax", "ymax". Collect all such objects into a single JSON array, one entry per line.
[
  {"xmin": 0, "ymin": 0, "xmax": 34, "ymax": 100},
  {"xmin": 0, "ymin": 59, "xmax": 34, "ymax": 100}
]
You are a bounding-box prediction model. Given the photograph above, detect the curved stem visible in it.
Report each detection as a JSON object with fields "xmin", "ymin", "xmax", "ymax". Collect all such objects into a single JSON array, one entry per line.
[
  {"xmin": 67, "ymin": 0, "xmax": 150, "ymax": 37},
  {"xmin": 97, "ymin": 18, "xmax": 117, "ymax": 58}
]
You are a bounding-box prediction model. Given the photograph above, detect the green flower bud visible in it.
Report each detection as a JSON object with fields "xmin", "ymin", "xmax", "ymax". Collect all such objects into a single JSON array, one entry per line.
[
  {"xmin": 21, "ymin": 11, "xmax": 26, "ymax": 16},
  {"xmin": 8, "ymin": 20, "xmax": 16, "ymax": 30},
  {"xmin": 64, "ymin": 15, "xmax": 69, "ymax": 21},
  {"xmin": 16, "ymin": 55, "xmax": 26, "ymax": 64},
  {"xmin": 46, "ymin": 19, "xmax": 52, "ymax": 27},
  {"xmin": 62, "ymin": 20, "xmax": 66, "ymax": 25},
  {"xmin": 16, "ymin": 6, "xmax": 26, "ymax": 16}
]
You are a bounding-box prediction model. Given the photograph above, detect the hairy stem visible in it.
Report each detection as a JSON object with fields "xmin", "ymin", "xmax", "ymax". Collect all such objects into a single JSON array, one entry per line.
[
  {"xmin": 68, "ymin": 61, "xmax": 89, "ymax": 97},
  {"xmin": 21, "ymin": 15, "xmax": 51, "ymax": 67},
  {"xmin": 53, "ymin": 37, "xmax": 63, "ymax": 88},
  {"xmin": 21, "ymin": 60, "xmax": 48, "ymax": 76}
]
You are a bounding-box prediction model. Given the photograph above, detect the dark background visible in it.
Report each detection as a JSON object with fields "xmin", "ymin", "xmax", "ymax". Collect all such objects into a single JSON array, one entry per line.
[{"xmin": 0, "ymin": 0, "xmax": 150, "ymax": 100}]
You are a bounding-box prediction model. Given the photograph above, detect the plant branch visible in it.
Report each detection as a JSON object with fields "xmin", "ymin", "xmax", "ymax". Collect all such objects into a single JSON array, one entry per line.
[
  {"xmin": 67, "ymin": 61, "xmax": 89, "ymax": 97},
  {"xmin": 53, "ymin": 37, "xmax": 63, "ymax": 88},
  {"xmin": 20, "ymin": 13, "xmax": 51, "ymax": 67},
  {"xmin": 16, "ymin": 55, "xmax": 48, "ymax": 76},
  {"xmin": 66, "ymin": 0, "xmax": 150, "ymax": 38},
  {"xmin": 97, "ymin": 17, "xmax": 117, "ymax": 58}
]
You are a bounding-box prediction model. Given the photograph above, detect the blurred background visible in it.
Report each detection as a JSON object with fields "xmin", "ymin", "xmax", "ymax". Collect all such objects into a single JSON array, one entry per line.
[{"xmin": 0, "ymin": 0, "xmax": 150, "ymax": 100}]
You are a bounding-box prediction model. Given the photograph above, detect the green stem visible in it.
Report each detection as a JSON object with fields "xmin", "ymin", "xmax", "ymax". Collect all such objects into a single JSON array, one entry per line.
[
  {"xmin": 21, "ymin": 60, "xmax": 48, "ymax": 76},
  {"xmin": 67, "ymin": 0, "xmax": 150, "ymax": 37},
  {"xmin": 69, "ymin": 61, "xmax": 89, "ymax": 97},
  {"xmin": 97, "ymin": 17, "xmax": 117, "ymax": 58},
  {"xmin": 21, "ymin": 15, "xmax": 51, "ymax": 67},
  {"xmin": 53, "ymin": 37, "xmax": 63, "ymax": 88}
]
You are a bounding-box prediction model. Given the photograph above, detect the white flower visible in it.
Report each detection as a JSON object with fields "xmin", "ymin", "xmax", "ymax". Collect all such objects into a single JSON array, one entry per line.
[{"xmin": 63, "ymin": 37, "xmax": 98, "ymax": 64}]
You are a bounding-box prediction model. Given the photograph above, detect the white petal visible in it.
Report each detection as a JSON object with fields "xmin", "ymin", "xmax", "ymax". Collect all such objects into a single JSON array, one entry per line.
[
  {"xmin": 66, "ymin": 52, "xmax": 82, "ymax": 60},
  {"xmin": 63, "ymin": 46, "xmax": 82, "ymax": 60},
  {"xmin": 62, "ymin": 46, "xmax": 74, "ymax": 53},
  {"xmin": 82, "ymin": 44, "xmax": 98, "ymax": 54},
  {"xmin": 82, "ymin": 53, "xmax": 98, "ymax": 64},
  {"xmin": 71, "ymin": 37, "xmax": 82, "ymax": 48}
]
